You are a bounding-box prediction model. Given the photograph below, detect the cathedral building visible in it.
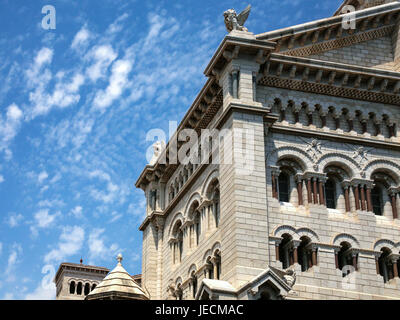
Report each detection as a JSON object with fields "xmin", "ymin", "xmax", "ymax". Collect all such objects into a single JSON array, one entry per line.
[{"xmin": 135, "ymin": 0, "xmax": 400, "ymax": 300}]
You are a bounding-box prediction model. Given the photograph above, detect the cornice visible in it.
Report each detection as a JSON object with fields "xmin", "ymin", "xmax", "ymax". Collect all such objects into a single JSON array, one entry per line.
[
  {"xmin": 259, "ymin": 54, "xmax": 400, "ymax": 106},
  {"xmin": 271, "ymin": 124, "xmax": 400, "ymax": 150},
  {"xmin": 204, "ymin": 32, "xmax": 276, "ymax": 78},
  {"xmin": 256, "ymin": 1, "xmax": 400, "ymax": 41}
]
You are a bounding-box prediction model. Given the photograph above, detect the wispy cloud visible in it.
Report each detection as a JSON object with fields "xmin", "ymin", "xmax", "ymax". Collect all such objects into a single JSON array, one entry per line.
[{"xmin": 44, "ymin": 226, "xmax": 85, "ymax": 263}]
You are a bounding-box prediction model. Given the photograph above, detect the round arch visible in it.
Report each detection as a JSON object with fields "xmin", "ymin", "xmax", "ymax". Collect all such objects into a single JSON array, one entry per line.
[
  {"xmin": 296, "ymin": 228, "xmax": 320, "ymax": 242},
  {"xmin": 201, "ymin": 169, "xmax": 219, "ymax": 198},
  {"xmin": 267, "ymin": 146, "xmax": 312, "ymax": 171},
  {"xmin": 273, "ymin": 225, "xmax": 297, "ymax": 238},
  {"xmin": 373, "ymin": 239, "xmax": 396, "ymax": 252},
  {"xmin": 364, "ymin": 160, "xmax": 400, "ymax": 185},
  {"xmin": 184, "ymin": 193, "xmax": 202, "ymax": 219},
  {"xmin": 318, "ymin": 153, "xmax": 359, "ymax": 177},
  {"xmin": 332, "ymin": 233, "xmax": 360, "ymax": 248},
  {"xmin": 168, "ymin": 212, "xmax": 184, "ymax": 237}
]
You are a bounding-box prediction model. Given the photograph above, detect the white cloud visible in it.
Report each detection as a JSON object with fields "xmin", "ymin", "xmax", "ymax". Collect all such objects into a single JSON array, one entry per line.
[
  {"xmin": 25, "ymin": 47, "xmax": 53, "ymax": 86},
  {"xmin": 71, "ymin": 26, "xmax": 91, "ymax": 50},
  {"xmin": 38, "ymin": 198, "xmax": 65, "ymax": 208},
  {"xmin": 93, "ymin": 59, "xmax": 132, "ymax": 111},
  {"xmin": 0, "ymin": 103, "xmax": 24, "ymax": 157},
  {"xmin": 44, "ymin": 226, "xmax": 85, "ymax": 263},
  {"xmin": 88, "ymin": 228, "xmax": 119, "ymax": 261},
  {"xmin": 6, "ymin": 213, "xmax": 24, "ymax": 228},
  {"xmin": 6, "ymin": 103, "xmax": 23, "ymax": 121},
  {"xmin": 0, "ymin": 175, "xmax": 3, "ymax": 183},
  {"xmin": 25, "ymin": 265, "xmax": 56, "ymax": 300},
  {"xmin": 86, "ymin": 45, "xmax": 117, "ymax": 82},
  {"xmin": 70, "ymin": 206, "xmax": 83, "ymax": 219},
  {"xmin": 30, "ymin": 209, "xmax": 60, "ymax": 236},
  {"xmin": 38, "ymin": 171, "xmax": 48, "ymax": 184},
  {"xmin": 25, "ymin": 283, "xmax": 55, "ymax": 300},
  {"xmin": 33, "ymin": 209, "xmax": 58, "ymax": 228},
  {"xmin": 5, "ymin": 243, "xmax": 22, "ymax": 281}
]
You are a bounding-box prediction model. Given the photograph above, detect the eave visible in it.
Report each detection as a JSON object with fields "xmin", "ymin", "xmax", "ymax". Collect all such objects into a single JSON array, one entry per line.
[
  {"xmin": 256, "ymin": 1, "xmax": 400, "ymax": 42},
  {"xmin": 260, "ymin": 53, "xmax": 400, "ymax": 105}
]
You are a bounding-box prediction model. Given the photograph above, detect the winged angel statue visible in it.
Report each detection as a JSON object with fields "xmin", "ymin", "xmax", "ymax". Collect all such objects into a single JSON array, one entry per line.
[{"xmin": 223, "ymin": 4, "xmax": 251, "ymax": 32}]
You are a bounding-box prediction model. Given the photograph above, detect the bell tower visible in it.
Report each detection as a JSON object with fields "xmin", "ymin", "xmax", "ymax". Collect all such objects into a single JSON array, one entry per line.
[{"xmin": 54, "ymin": 261, "xmax": 109, "ymax": 300}]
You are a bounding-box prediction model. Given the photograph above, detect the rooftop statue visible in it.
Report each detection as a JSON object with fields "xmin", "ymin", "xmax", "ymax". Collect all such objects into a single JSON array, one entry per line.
[{"xmin": 223, "ymin": 4, "xmax": 251, "ymax": 33}]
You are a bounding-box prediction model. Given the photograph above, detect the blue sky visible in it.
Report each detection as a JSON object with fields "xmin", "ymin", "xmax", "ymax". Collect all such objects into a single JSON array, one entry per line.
[{"xmin": 0, "ymin": 0, "xmax": 343, "ymax": 299}]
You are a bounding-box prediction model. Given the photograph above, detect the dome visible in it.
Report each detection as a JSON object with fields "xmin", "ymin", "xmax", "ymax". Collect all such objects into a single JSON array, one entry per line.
[{"xmin": 85, "ymin": 254, "xmax": 149, "ymax": 300}]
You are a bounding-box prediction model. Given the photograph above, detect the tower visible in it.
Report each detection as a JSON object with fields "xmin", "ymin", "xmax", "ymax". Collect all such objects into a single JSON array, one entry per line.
[{"xmin": 54, "ymin": 261, "xmax": 109, "ymax": 300}]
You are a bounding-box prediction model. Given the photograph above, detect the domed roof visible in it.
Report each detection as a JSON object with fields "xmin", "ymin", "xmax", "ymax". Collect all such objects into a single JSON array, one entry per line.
[{"xmin": 86, "ymin": 254, "xmax": 149, "ymax": 300}]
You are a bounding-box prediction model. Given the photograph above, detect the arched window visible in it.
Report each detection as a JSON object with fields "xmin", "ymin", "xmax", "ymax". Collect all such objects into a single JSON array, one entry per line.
[
  {"xmin": 297, "ymin": 237, "xmax": 313, "ymax": 272},
  {"xmin": 206, "ymin": 179, "xmax": 220, "ymax": 229},
  {"xmin": 195, "ymin": 213, "xmax": 201, "ymax": 246},
  {"xmin": 213, "ymin": 189, "xmax": 220, "ymax": 228},
  {"xmin": 178, "ymin": 231, "xmax": 183, "ymax": 262},
  {"xmin": 379, "ymin": 248, "xmax": 394, "ymax": 283},
  {"xmin": 91, "ymin": 284, "xmax": 97, "ymax": 291},
  {"xmin": 325, "ymin": 179, "xmax": 336, "ymax": 209},
  {"xmin": 371, "ymin": 186, "xmax": 382, "ymax": 216},
  {"xmin": 69, "ymin": 281, "xmax": 75, "ymax": 294},
  {"xmin": 84, "ymin": 283, "xmax": 90, "ymax": 295},
  {"xmin": 215, "ymin": 252, "xmax": 221, "ymax": 280},
  {"xmin": 278, "ymin": 172, "xmax": 290, "ymax": 203},
  {"xmin": 278, "ymin": 234, "xmax": 294, "ymax": 269},
  {"xmin": 337, "ymin": 242, "xmax": 356, "ymax": 277},
  {"xmin": 171, "ymin": 221, "xmax": 183, "ymax": 264},
  {"xmin": 76, "ymin": 282, "xmax": 82, "ymax": 295},
  {"xmin": 205, "ymin": 257, "xmax": 213, "ymax": 279},
  {"xmin": 191, "ymin": 272, "xmax": 198, "ymax": 299},
  {"xmin": 176, "ymin": 284, "xmax": 183, "ymax": 300}
]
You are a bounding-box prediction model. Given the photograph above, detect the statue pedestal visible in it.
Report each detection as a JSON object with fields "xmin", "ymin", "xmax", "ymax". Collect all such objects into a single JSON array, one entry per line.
[{"xmin": 228, "ymin": 30, "xmax": 256, "ymax": 40}]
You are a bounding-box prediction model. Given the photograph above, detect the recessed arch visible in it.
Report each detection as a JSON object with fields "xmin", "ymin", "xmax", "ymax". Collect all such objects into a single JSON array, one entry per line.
[
  {"xmin": 373, "ymin": 239, "xmax": 396, "ymax": 252},
  {"xmin": 203, "ymin": 249, "xmax": 212, "ymax": 264},
  {"xmin": 273, "ymin": 225, "xmax": 296, "ymax": 238},
  {"xmin": 332, "ymin": 233, "xmax": 360, "ymax": 248},
  {"xmin": 211, "ymin": 242, "xmax": 221, "ymax": 255},
  {"xmin": 184, "ymin": 193, "xmax": 202, "ymax": 219},
  {"xmin": 201, "ymin": 169, "xmax": 219, "ymax": 198},
  {"xmin": 364, "ymin": 160, "xmax": 400, "ymax": 185},
  {"xmin": 267, "ymin": 146, "xmax": 312, "ymax": 171},
  {"xmin": 167, "ymin": 212, "xmax": 184, "ymax": 237},
  {"xmin": 188, "ymin": 264, "xmax": 197, "ymax": 277},
  {"xmin": 296, "ymin": 228, "xmax": 320, "ymax": 242},
  {"xmin": 318, "ymin": 153, "xmax": 359, "ymax": 177}
]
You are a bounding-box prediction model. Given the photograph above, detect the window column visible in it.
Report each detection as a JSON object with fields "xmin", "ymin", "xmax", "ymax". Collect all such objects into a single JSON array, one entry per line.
[
  {"xmin": 390, "ymin": 255, "xmax": 399, "ymax": 278},
  {"xmin": 353, "ymin": 184, "xmax": 360, "ymax": 210},
  {"xmin": 389, "ymin": 188, "xmax": 398, "ymax": 220},
  {"xmin": 366, "ymin": 183, "xmax": 373, "ymax": 212},
  {"xmin": 312, "ymin": 177, "xmax": 318, "ymax": 204},
  {"xmin": 306, "ymin": 178, "xmax": 312, "ymax": 204},
  {"xmin": 318, "ymin": 177, "xmax": 326, "ymax": 206},
  {"xmin": 275, "ymin": 239, "xmax": 282, "ymax": 261},
  {"xmin": 296, "ymin": 174, "xmax": 304, "ymax": 206},
  {"xmin": 293, "ymin": 240, "xmax": 300, "ymax": 264},
  {"xmin": 270, "ymin": 167, "xmax": 281, "ymax": 199},
  {"xmin": 360, "ymin": 184, "xmax": 366, "ymax": 211},
  {"xmin": 342, "ymin": 181, "xmax": 351, "ymax": 212}
]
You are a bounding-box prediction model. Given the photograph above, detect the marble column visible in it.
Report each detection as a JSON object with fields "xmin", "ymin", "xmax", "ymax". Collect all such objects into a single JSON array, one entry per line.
[{"xmin": 354, "ymin": 185, "xmax": 360, "ymax": 210}]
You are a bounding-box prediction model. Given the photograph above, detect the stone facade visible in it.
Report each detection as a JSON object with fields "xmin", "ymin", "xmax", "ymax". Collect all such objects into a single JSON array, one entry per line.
[
  {"xmin": 54, "ymin": 263, "xmax": 109, "ymax": 300},
  {"xmin": 136, "ymin": 1, "xmax": 400, "ymax": 300}
]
